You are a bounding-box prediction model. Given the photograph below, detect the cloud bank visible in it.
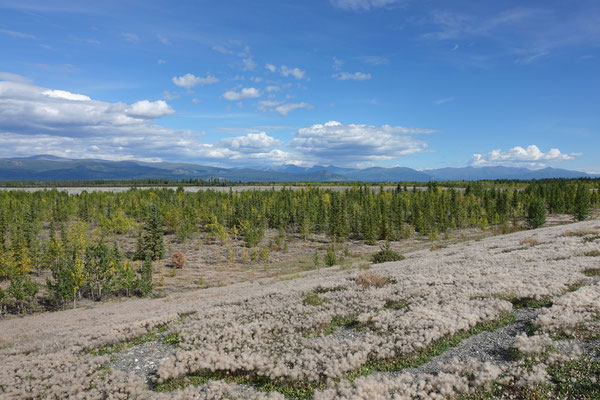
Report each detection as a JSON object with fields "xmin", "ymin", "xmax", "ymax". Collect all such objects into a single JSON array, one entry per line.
[{"xmin": 471, "ymin": 145, "xmax": 580, "ymax": 167}]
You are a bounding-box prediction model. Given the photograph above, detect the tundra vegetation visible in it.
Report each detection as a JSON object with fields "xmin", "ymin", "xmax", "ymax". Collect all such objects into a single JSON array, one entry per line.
[{"xmin": 0, "ymin": 217, "xmax": 599, "ymax": 399}]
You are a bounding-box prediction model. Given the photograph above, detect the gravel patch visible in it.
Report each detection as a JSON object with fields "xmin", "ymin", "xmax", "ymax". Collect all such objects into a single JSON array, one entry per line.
[
  {"xmin": 387, "ymin": 308, "xmax": 539, "ymax": 378},
  {"xmin": 109, "ymin": 331, "xmax": 176, "ymax": 385}
]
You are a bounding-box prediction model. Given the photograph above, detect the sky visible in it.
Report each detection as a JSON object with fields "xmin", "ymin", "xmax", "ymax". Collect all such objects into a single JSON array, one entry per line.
[{"xmin": 0, "ymin": 0, "xmax": 599, "ymax": 172}]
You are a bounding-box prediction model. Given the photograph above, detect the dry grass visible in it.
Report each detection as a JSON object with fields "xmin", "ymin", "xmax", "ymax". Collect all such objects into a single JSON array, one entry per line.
[
  {"xmin": 355, "ymin": 272, "xmax": 391, "ymax": 289},
  {"xmin": 171, "ymin": 252, "xmax": 186, "ymax": 268},
  {"xmin": 562, "ymin": 230, "xmax": 598, "ymax": 237},
  {"xmin": 519, "ymin": 237, "xmax": 540, "ymax": 247}
]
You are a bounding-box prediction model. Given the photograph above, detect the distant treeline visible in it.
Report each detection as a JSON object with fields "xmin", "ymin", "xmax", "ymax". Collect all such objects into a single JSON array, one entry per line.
[
  {"xmin": 0, "ymin": 180, "xmax": 597, "ymax": 315},
  {"xmin": 0, "ymin": 177, "xmax": 599, "ymax": 189},
  {"xmin": 0, "ymin": 177, "xmax": 232, "ymax": 187}
]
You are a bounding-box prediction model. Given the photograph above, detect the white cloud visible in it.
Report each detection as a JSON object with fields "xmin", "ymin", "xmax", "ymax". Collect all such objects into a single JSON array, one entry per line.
[
  {"xmin": 333, "ymin": 72, "xmax": 372, "ymax": 80},
  {"xmin": 257, "ymin": 100, "xmax": 313, "ymax": 116},
  {"xmin": 288, "ymin": 121, "xmax": 431, "ymax": 166},
  {"xmin": 121, "ymin": 32, "xmax": 139, "ymax": 43},
  {"xmin": 126, "ymin": 100, "xmax": 174, "ymax": 119},
  {"xmin": 157, "ymin": 59, "xmax": 167, "ymax": 64},
  {"xmin": 0, "ymin": 28, "xmax": 35, "ymax": 39},
  {"xmin": 0, "ymin": 72, "xmax": 32, "ymax": 84},
  {"xmin": 257, "ymin": 100, "xmax": 282, "ymax": 111},
  {"xmin": 0, "ymin": 79, "xmax": 175, "ymax": 138},
  {"xmin": 172, "ymin": 73, "xmax": 219, "ymax": 89},
  {"xmin": 434, "ymin": 96, "xmax": 454, "ymax": 104},
  {"xmin": 42, "ymin": 89, "xmax": 91, "ymax": 101},
  {"xmin": 265, "ymin": 63, "xmax": 277, "ymax": 72},
  {"xmin": 162, "ymin": 90, "xmax": 179, "ymax": 100},
  {"xmin": 471, "ymin": 145, "xmax": 580, "ymax": 167},
  {"xmin": 222, "ymin": 87, "xmax": 261, "ymax": 101},
  {"xmin": 280, "ymin": 66, "xmax": 306, "ymax": 80},
  {"xmin": 331, "ymin": 0, "xmax": 401, "ymax": 11},
  {"xmin": 275, "ymin": 102, "xmax": 313, "ymax": 116},
  {"xmin": 219, "ymin": 132, "xmax": 282, "ymax": 153},
  {"xmin": 357, "ymin": 55, "xmax": 389, "ymax": 65},
  {"xmin": 157, "ymin": 35, "xmax": 170, "ymax": 44},
  {"xmin": 242, "ymin": 57, "xmax": 256, "ymax": 71},
  {"xmin": 0, "ymin": 77, "xmax": 306, "ymax": 166},
  {"xmin": 265, "ymin": 85, "xmax": 280, "ymax": 92},
  {"xmin": 333, "ymin": 57, "xmax": 345, "ymax": 70}
]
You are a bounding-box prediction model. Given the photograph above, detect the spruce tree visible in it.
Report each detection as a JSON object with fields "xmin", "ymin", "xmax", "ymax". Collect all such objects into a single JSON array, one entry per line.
[
  {"xmin": 134, "ymin": 204, "xmax": 165, "ymax": 260},
  {"xmin": 573, "ymin": 184, "xmax": 591, "ymax": 221},
  {"xmin": 527, "ymin": 197, "xmax": 546, "ymax": 229},
  {"xmin": 138, "ymin": 252, "xmax": 153, "ymax": 296}
]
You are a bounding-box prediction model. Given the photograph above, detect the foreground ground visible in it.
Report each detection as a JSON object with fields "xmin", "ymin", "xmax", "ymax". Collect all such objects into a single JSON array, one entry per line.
[{"xmin": 1, "ymin": 219, "xmax": 599, "ymax": 399}]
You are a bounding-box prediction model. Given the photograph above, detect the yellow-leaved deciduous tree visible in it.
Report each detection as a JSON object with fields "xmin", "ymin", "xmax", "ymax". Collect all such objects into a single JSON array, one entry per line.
[
  {"xmin": 70, "ymin": 254, "xmax": 88, "ymax": 309},
  {"xmin": 205, "ymin": 214, "xmax": 229, "ymax": 244}
]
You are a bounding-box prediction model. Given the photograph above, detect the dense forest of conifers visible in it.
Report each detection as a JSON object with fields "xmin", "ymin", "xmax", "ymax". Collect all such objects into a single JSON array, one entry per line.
[{"xmin": 0, "ymin": 180, "xmax": 598, "ymax": 316}]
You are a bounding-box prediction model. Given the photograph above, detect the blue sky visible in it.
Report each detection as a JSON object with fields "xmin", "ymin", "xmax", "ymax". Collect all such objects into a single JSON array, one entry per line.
[{"xmin": 0, "ymin": 0, "xmax": 598, "ymax": 171}]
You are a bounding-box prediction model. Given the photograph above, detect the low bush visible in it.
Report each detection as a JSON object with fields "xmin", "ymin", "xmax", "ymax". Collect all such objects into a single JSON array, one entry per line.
[{"xmin": 371, "ymin": 242, "xmax": 405, "ymax": 264}]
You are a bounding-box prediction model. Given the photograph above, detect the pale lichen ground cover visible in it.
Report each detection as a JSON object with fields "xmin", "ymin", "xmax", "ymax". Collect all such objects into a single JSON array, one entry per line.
[{"xmin": 1, "ymin": 220, "xmax": 599, "ymax": 399}]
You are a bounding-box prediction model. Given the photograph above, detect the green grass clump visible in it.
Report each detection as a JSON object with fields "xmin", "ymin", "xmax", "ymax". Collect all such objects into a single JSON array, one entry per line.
[
  {"xmin": 383, "ymin": 299, "xmax": 410, "ymax": 310},
  {"xmin": 371, "ymin": 242, "xmax": 405, "ymax": 264},
  {"xmin": 583, "ymin": 268, "xmax": 600, "ymax": 277},
  {"xmin": 303, "ymin": 292, "xmax": 327, "ymax": 306},
  {"xmin": 494, "ymin": 293, "xmax": 553, "ymax": 309},
  {"xmin": 583, "ymin": 250, "xmax": 600, "ymax": 257},
  {"xmin": 461, "ymin": 356, "xmax": 600, "ymax": 400}
]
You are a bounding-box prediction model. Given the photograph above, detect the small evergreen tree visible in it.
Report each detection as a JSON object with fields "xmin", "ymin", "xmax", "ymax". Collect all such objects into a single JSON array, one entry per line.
[
  {"xmin": 325, "ymin": 245, "xmax": 337, "ymax": 267},
  {"xmin": 312, "ymin": 249, "xmax": 320, "ymax": 269},
  {"xmin": 573, "ymin": 184, "xmax": 591, "ymax": 221},
  {"xmin": 134, "ymin": 204, "xmax": 165, "ymax": 260},
  {"xmin": 138, "ymin": 252, "xmax": 153, "ymax": 296},
  {"xmin": 527, "ymin": 197, "xmax": 546, "ymax": 229}
]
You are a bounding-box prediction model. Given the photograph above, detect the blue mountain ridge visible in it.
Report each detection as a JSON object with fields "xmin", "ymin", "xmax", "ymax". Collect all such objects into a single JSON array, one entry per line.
[{"xmin": 0, "ymin": 156, "xmax": 596, "ymax": 182}]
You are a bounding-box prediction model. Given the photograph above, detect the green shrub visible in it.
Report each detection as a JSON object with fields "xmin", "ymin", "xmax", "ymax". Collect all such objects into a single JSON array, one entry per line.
[
  {"xmin": 325, "ymin": 245, "xmax": 337, "ymax": 267},
  {"xmin": 371, "ymin": 242, "xmax": 405, "ymax": 264},
  {"xmin": 303, "ymin": 292, "xmax": 326, "ymax": 306}
]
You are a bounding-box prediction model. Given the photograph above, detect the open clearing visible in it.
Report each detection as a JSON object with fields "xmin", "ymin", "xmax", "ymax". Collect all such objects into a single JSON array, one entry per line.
[{"xmin": 1, "ymin": 219, "xmax": 600, "ymax": 399}]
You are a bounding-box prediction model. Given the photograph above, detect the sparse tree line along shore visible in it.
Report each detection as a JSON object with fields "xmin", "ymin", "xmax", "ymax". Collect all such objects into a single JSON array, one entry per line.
[{"xmin": 0, "ymin": 180, "xmax": 597, "ymax": 316}]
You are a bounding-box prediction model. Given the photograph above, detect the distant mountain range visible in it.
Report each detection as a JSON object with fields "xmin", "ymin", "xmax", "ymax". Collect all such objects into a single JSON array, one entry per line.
[{"xmin": 0, "ymin": 155, "xmax": 597, "ymax": 182}]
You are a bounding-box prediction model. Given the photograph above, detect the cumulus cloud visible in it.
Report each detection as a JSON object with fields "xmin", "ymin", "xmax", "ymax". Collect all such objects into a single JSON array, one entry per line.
[
  {"xmin": 331, "ymin": 0, "xmax": 402, "ymax": 11},
  {"xmin": 126, "ymin": 100, "xmax": 174, "ymax": 119},
  {"xmin": 0, "ymin": 72, "xmax": 32, "ymax": 84},
  {"xmin": 333, "ymin": 72, "xmax": 372, "ymax": 80},
  {"xmin": 219, "ymin": 132, "xmax": 282, "ymax": 153},
  {"xmin": 43, "ymin": 89, "xmax": 91, "ymax": 101},
  {"xmin": 0, "ymin": 77, "xmax": 304, "ymax": 166},
  {"xmin": 471, "ymin": 145, "xmax": 580, "ymax": 167},
  {"xmin": 288, "ymin": 121, "xmax": 431, "ymax": 166},
  {"xmin": 265, "ymin": 64, "xmax": 277, "ymax": 72},
  {"xmin": 222, "ymin": 87, "xmax": 261, "ymax": 101},
  {"xmin": 172, "ymin": 73, "xmax": 219, "ymax": 89}
]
